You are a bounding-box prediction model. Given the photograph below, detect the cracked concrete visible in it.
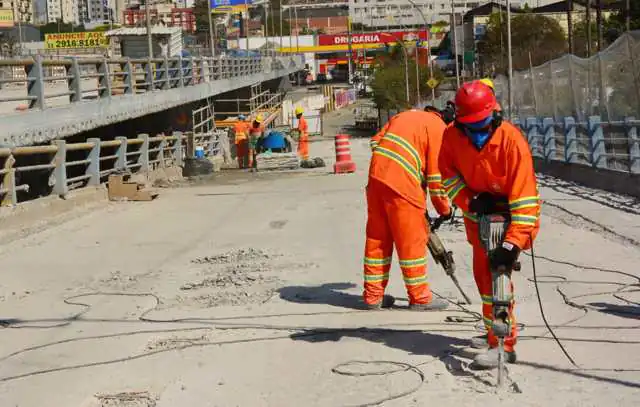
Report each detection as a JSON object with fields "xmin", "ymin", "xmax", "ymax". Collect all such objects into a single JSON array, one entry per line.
[{"xmin": 0, "ymin": 110, "xmax": 638, "ymax": 406}]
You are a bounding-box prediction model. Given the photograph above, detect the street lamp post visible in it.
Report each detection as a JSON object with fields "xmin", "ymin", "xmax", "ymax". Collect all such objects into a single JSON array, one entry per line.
[
  {"xmin": 506, "ymin": 0, "xmax": 514, "ymax": 119},
  {"xmin": 406, "ymin": 0, "xmax": 435, "ymax": 103},
  {"xmin": 207, "ymin": 0, "xmax": 216, "ymax": 57}
]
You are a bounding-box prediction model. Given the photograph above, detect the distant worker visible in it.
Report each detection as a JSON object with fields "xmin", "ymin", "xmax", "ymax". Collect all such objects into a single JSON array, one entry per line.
[
  {"xmin": 233, "ymin": 114, "xmax": 249, "ymax": 169},
  {"xmin": 248, "ymin": 115, "xmax": 265, "ymax": 171},
  {"xmin": 439, "ymin": 80, "xmax": 540, "ymax": 368},
  {"xmin": 478, "ymin": 78, "xmax": 502, "ymax": 112},
  {"xmin": 363, "ymin": 108, "xmax": 452, "ymax": 311},
  {"xmin": 295, "ymin": 107, "xmax": 309, "ymax": 160}
]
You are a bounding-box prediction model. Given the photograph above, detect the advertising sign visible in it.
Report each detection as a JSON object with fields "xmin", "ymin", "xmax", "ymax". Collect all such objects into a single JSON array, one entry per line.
[
  {"xmin": 45, "ymin": 32, "xmax": 109, "ymax": 49},
  {"xmin": 210, "ymin": 0, "xmax": 251, "ymax": 13},
  {"xmin": 0, "ymin": 9, "xmax": 14, "ymax": 28},
  {"xmin": 318, "ymin": 30, "xmax": 429, "ymax": 47}
]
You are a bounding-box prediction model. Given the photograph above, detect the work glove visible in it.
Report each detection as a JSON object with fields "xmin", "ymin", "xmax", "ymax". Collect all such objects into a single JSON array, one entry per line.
[
  {"xmin": 438, "ymin": 210, "xmax": 453, "ymax": 222},
  {"xmin": 469, "ymin": 192, "xmax": 498, "ymax": 215},
  {"xmin": 490, "ymin": 242, "xmax": 520, "ymax": 272}
]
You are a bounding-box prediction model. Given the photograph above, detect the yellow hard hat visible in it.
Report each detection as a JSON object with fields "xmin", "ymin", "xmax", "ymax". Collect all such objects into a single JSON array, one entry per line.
[
  {"xmin": 295, "ymin": 106, "xmax": 304, "ymax": 115},
  {"xmin": 255, "ymin": 114, "xmax": 264, "ymax": 123},
  {"xmin": 479, "ymin": 78, "xmax": 495, "ymax": 90}
]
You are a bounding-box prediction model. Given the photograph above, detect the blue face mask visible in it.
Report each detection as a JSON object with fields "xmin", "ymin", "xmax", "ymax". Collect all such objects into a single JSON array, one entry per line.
[{"xmin": 463, "ymin": 116, "xmax": 494, "ymax": 149}]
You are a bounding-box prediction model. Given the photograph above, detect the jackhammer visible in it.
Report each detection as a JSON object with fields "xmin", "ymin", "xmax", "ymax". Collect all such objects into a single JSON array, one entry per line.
[
  {"xmin": 478, "ymin": 213, "xmax": 521, "ymax": 387},
  {"xmin": 426, "ymin": 210, "xmax": 473, "ymax": 305}
]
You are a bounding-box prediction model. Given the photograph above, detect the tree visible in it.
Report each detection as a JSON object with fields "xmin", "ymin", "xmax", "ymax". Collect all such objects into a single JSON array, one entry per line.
[
  {"xmin": 371, "ymin": 54, "xmax": 445, "ymax": 110},
  {"xmin": 193, "ymin": 0, "xmax": 211, "ymax": 34},
  {"xmin": 605, "ymin": 0, "xmax": 640, "ymax": 41},
  {"xmin": 478, "ymin": 11, "xmax": 566, "ymax": 72}
]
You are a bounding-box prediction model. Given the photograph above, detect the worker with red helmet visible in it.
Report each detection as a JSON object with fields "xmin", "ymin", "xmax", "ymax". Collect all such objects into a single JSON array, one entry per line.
[
  {"xmin": 295, "ymin": 107, "xmax": 310, "ymax": 160},
  {"xmin": 363, "ymin": 108, "xmax": 452, "ymax": 311},
  {"xmin": 438, "ymin": 80, "xmax": 540, "ymax": 368}
]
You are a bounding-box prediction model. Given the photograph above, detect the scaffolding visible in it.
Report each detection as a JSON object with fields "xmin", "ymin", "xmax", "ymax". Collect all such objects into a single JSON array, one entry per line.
[{"xmin": 214, "ymin": 83, "xmax": 285, "ymax": 129}]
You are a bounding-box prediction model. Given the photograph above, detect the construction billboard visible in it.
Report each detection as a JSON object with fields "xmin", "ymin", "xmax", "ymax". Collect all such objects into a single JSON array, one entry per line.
[
  {"xmin": 0, "ymin": 9, "xmax": 14, "ymax": 28},
  {"xmin": 44, "ymin": 32, "xmax": 109, "ymax": 49}
]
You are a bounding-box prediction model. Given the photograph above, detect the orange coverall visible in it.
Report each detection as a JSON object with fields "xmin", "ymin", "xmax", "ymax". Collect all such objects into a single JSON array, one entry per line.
[
  {"xmin": 297, "ymin": 116, "xmax": 309, "ymax": 160},
  {"xmin": 248, "ymin": 123, "xmax": 264, "ymax": 168},
  {"xmin": 370, "ymin": 120, "xmax": 391, "ymax": 151},
  {"xmin": 364, "ymin": 110, "xmax": 451, "ymax": 305},
  {"xmin": 233, "ymin": 121, "xmax": 249, "ymax": 168},
  {"xmin": 438, "ymin": 120, "xmax": 541, "ymax": 352}
]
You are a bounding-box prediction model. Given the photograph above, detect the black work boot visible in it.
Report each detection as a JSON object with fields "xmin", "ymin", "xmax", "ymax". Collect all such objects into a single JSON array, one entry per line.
[
  {"xmin": 364, "ymin": 295, "xmax": 396, "ymax": 310},
  {"xmin": 473, "ymin": 347, "xmax": 517, "ymax": 369},
  {"xmin": 470, "ymin": 334, "xmax": 489, "ymax": 349},
  {"xmin": 408, "ymin": 298, "xmax": 449, "ymax": 311}
]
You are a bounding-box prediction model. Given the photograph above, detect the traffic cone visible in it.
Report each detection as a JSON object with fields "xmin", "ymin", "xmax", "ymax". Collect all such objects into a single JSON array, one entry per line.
[{"xmin": 333, "ymin": 134, "xmax": 356, "ymax": 174}]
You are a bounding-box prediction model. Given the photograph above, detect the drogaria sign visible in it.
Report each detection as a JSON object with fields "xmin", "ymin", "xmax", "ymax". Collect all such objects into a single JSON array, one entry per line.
[{"xmin": 318, "ymin": 31, "xmax": 428, "ymax": 46}]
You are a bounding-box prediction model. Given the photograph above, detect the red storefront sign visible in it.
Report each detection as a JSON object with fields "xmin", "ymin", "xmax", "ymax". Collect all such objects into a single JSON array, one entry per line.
[{"xmin": 318, "ymin": 30, "xmax": 428, "ymax": 46}]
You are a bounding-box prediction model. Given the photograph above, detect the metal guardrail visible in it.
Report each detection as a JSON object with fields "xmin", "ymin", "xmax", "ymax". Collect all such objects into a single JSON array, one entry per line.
[
  {"xmin": 515, "ymin": 116, "xmax": 640, "ymax": 175},
  {"xmin": 0, "ymin": 131, "xmax": 224, "ymax": 206},
  {"xmin": 0, "ymin": 51, "xmax": 298, "ymax": 112}
]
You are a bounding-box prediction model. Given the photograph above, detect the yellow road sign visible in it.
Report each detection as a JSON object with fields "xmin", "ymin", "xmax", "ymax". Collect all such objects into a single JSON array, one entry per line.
[{"xmin": 427, "ymin": 78, "xmax": 440, "ymax": 89}]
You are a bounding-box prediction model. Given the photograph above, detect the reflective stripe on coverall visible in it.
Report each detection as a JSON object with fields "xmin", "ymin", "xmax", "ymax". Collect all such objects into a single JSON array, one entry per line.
[
  {"xmin": 233, "ymin": 122, "xmax": 249, "ymax": 168},
  {"xmin": 438, "ymin": 120, "xmax": 541, "ymax": 352},
  {"xmin": 297, "ymin": 116, "xmax": 309, "ymax": 159},
  {"xmin": 370, "ymin": 121, "xmax": 391, "ymax": 151},
  {"xmin": 248, "ymin": 124, "xmax": 264, "ymax": 168},
  {"xmin": 364, "ymin": 110, "xmax": 451, "ymax": 305}
]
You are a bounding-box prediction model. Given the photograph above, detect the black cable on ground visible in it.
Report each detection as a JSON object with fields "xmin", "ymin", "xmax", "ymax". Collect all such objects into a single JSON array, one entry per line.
[
  {"xmin": 331, "ymin": 360, "xmax": 425, "ymax": 407},
  {"xmin": 530, "ymin": 239, "xmax": 579, "ymax": 368}
]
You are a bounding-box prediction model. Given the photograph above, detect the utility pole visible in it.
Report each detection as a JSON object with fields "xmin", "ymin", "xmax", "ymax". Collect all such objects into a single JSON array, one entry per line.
[
  {"xmin": 586, "ymin": 0, "xmax": 592, "ymax": 57},
  {"xmin": 208, "ymin": 0, "xmax": 216, "ymax": 57},
  {"xmin": 451, "ymin": 1, "xmax": 460, "ymax": 88},
  {"xmin": 347, "ymin": 14, "xmax": 353, "ymax": 85},
  {"xmin": 146, "ymin": 0, "xmax": 153, "ymax": 58},
  {"xmin": 279, "ymin": 0, "xmax": 283, "ymax": 52},
  {"xmin": 596, "ymin": 0, "xmax": 603, "ymax": 52},
  {"xmin": 506, "ymin": 0, "xmax": 513, "ymax": 119},
  {"xmin": 244, "ymin": 0, "xmax": 250, "ymax": 52},
  {"xmin": 567, "ymin": 0, "xmax": 574, "ymax": 54}
]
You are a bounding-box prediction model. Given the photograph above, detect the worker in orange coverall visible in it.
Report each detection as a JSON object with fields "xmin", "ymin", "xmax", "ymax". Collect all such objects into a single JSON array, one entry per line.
[
  {"xmin": 363, "ymin": 108, "xmax": 452, "ymax": 311},
  {"xmin": 248, "ymin": 115, "xmax": 265, "ymax": 171},
  {"xmin": 295, "ymin": 107, "xmax": 309, "ymax": 160},
  {"xmin": 233, "ymin": 114, "xmax": 249, "ymax": 168},
  {"xmin": 439, "ymin": 80, "xmax": 541, "ymax": 368}
]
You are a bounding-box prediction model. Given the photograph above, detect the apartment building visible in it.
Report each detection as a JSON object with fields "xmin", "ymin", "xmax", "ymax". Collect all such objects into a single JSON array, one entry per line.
[{"xmin": 0, "ymin": 0, "xmax": 34, "ymax": 23}]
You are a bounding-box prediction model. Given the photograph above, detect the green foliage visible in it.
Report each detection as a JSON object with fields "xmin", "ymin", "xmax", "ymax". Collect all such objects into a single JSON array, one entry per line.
[
  {"xmin": 371, "ymin": 56, "xmax": 445, "ymax": 110},
  {"xmin": 478, "ymin": 12, "xmax": 566, "ymax": 72},
  {"xmin": 193, "ymin": 0, "xmax": 211, "ymax": 33}
]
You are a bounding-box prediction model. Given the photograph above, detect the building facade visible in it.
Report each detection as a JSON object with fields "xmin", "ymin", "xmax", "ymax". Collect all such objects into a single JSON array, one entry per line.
[
  {"xmin": 349, "ymin": 0, "xmax": 487, "ymax": 28},
  {"xmin": 0, "ymin": 0, "xmax": 35, "ymax": 24}
]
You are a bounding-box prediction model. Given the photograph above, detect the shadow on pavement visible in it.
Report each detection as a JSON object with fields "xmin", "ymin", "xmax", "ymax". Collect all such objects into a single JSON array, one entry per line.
[
  {"xmin": 278, "ymin": 282, "xmax": 365, "ymax": 310},
  {"xmin": 290, "ymin": 326, "xmax": 468, "ymax": 359},
  {"xmin": 587, "ymin": 302, "xmax": 640, "ymax": 320}
]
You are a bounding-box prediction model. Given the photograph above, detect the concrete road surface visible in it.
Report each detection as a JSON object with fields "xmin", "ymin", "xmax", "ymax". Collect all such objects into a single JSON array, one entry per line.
[{"xmin": 0, "ymin": 130, "xmax": 639, "ymax": 406}]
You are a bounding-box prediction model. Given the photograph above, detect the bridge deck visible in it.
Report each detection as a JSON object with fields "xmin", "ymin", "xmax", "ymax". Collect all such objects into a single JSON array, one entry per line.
[
  {"xmin": 0, "ymin": 136, "xmax": 638, "ymax": 406},
  {"xmin": 0, "ymin": 55, "xmax": 303, "ymax": 147}
]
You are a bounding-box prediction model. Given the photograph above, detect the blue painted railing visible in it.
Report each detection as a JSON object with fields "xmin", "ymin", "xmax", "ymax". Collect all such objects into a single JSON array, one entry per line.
[{"xmin": 514, "ymin": 116, "xmax": 640, "ymax": 175}]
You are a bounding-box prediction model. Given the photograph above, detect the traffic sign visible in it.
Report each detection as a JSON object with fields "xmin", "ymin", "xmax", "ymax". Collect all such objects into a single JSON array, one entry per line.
[{"xmin": 427, "ymin": 78, "xmax": 439, "ymax": 89}]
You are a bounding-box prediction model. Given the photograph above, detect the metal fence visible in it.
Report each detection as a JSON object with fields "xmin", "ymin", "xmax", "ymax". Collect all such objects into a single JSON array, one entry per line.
[
  {"xmin": 0, "ymin": 51, "xmax": 301, "ymax": 113},
  {"xmin": 514, "ymin": 116, "xmax": 640, "ymax": 175},
  {"xmin": 0, "ymin": 131, "xmax": 224, "ymax": 206},
  {"xmin": 494, "ymin": 31, "xmax": 640, "ymax": 122}
]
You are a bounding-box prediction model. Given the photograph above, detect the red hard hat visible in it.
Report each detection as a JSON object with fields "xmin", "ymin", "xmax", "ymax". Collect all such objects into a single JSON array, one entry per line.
[{"xmin": 454, "ymin": 81, "xmax": 497, "ymax": 124}]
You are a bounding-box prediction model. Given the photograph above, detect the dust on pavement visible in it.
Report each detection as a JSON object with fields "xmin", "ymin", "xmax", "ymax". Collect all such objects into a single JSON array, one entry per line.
[{"xmin": 0, "ymin": 107, "xmax": 639, "ymax": 407}]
